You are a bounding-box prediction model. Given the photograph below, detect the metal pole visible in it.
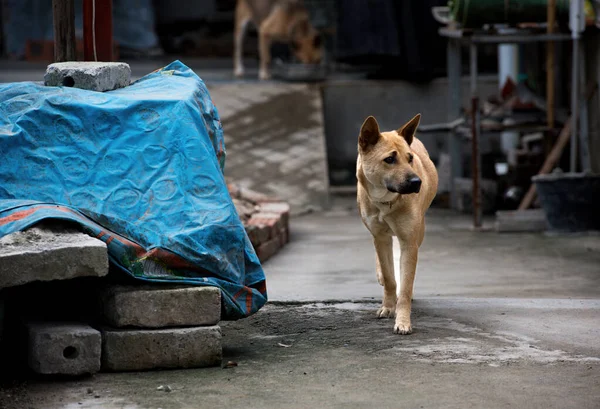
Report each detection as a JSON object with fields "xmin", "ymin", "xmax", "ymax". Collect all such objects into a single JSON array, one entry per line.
[
  {"xmin": 578, "ymin": 40, "xmax": 591, "ymax": 172},
  {"xmin": 546, "ymin": 0, "xmax": 557, "ymax": 129},
  {"xmin": 470, "ymin": 43, "xmax": 482, "ymax": 228},
  {"xmin": 570, "ymin": 38, "xmax": 579, "ymax": 173},
  {"xmin": 83, "ymin": 0, "xmax": 114, "ymax": 61},
  {"xmin": 569, "ymin": 0, "xmax": 584, "ymax": 172},
  {"xmin": 471, "ymin": 96, "xmax": 482, "ymax": 229},
  {"xmin": 52, "ymin": 0, "xmax": 76, "ymax": 62},
  {"xmin": 447, "ymin": 39, "xmax": 463, "ymax": 209}
]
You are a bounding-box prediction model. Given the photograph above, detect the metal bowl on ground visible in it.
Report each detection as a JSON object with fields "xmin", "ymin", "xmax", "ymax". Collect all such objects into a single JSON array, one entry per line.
[{"xmin": 271, "ymin": 60, "xmax": 328, "ymax": 82}]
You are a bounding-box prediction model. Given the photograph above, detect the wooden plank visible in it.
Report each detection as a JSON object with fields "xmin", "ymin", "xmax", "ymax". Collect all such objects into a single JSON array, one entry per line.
[
  {"xmin": 518, "ymin": 118, "xmax": 572, "ymax": 210},
  {"xmin": 52, "ymin": 0, "xmax": 76, "ymax": 62}
]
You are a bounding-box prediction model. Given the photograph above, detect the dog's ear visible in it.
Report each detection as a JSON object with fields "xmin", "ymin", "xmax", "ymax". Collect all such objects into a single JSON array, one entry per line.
[
  {"xmin": 397, "ymin": 113, "xmax": 421, "ymax": 146},
  {"xmin": 359, "ymin": 116, "xmax": 380, "ymax": 150}
]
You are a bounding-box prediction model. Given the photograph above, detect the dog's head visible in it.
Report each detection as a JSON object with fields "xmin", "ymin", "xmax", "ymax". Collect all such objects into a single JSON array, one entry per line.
[
  {"xmin": 357, "ymin": 114, "xmax": 423, "ymax": 195},
  {"xmin": 289, "ymin": 19, "xmax": 323, "ymax": 64}
]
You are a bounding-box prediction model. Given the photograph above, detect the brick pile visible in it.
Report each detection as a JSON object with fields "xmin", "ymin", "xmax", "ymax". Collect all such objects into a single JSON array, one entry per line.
[{"xmin": 227, "ymin": 179, "xmax": 291, "ymax": 262}]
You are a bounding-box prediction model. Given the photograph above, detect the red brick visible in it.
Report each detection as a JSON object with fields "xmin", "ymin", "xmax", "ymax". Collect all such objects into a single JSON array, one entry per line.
[
  {"xmin": 280, "ymin": 228, "xmax": 289, "ymax": 245},
  {"xmin": 239, "ymin": 188, "xmax": 272, "ymax": 204},
  {"xmin": 226, "ymin": 181, "xmax": 241, "ymax": 199},
  {"xmin": 259, "ymin": 202, "xmax": 290, "ymax": 228},
  {"xmin": 245, "ymin": 224, "xmax": 269, "ymax": 247},
  {"xmin": 256, "ymin": 238, "xmax": 281, "ymax": 262},
  {"xmin": 247, "ymin": 212, "xmax": 282, "ymax": 240}
]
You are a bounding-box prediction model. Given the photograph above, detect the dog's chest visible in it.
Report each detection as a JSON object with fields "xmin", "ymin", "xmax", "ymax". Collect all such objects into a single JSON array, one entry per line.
[{"xmin": 361, "ymin": 205, "xmax": 396, "ymax": 235}]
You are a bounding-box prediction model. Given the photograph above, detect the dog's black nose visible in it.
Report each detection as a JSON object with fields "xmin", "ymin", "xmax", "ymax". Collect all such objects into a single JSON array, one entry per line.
[{"xmin": 408, "ymin": 177, "xmax": 422, "ymax": 193}]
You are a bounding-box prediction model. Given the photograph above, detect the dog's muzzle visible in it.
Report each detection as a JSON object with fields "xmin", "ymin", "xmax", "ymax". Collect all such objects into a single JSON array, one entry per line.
[{"xmin": 387, "ymin": 176, "xmax": 422, "ymax": 194}]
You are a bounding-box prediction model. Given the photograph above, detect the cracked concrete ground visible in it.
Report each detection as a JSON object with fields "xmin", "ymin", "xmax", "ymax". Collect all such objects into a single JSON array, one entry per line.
[{"xmin": 1, "ymin": 205, "xmax": 599, "ymax": 409}]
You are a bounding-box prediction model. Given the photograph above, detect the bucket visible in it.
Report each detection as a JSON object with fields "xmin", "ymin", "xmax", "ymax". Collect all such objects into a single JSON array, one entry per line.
[{"xmin": 533, "ymin": 173, "xmax": 600, "ymax": 232}]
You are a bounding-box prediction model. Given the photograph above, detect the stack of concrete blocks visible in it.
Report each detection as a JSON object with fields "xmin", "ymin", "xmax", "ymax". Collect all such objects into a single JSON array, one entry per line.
[
  {"xmin": 0, "ymin": 224, "xmax": 223, "ymax": 375},
  {"xmin": 227, "ymin": 181, "xmax": 291, "ymax": 262},
  {"xmin": 0, "ymin": 224, "xmax": 109, "ymax": 375},
  {"xmin": 98, "ymin": 285, "xmax": 222, "ymax": 371}
]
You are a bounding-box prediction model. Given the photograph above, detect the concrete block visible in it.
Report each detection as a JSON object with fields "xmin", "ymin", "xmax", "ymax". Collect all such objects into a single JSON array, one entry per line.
[
  {"xmin": 0, "ymin": 225, "xmax": 108, "ymax": 289},
  {"xmin": 100, "ymin": 285, "xmax": 221, "ymax": 328},
  {"xmin": 101, "ymin": 326, "xmax": 222, "ymax": 371},
  {"xmin": 495, "ymin": 209, "xmax": 548, "ymax": 233},
  {"xmin": 0, "ymin": 227, "xmax": 108, "ymax": 288},
  {"xmin": 27, "ymin": 322, "xmax": 101, "ymax": 375},
  {"xmin": 44, "ymin": 62, "xmax": 131, "ymax": 92}
]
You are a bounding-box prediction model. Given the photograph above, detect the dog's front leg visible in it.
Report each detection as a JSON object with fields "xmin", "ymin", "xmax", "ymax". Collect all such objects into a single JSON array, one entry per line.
[
  {"xmin": 233, "ymin": 1, "xmax": 251, "ymax": 78},
  {"xmin": 373, "ymin": 235, "xmax": 396, "ymax": 318},
  {"xmin": 394, "ymin": 241, "xmax": 418, "ymax": 334},
  {"xmin": 258, "ymin": 32, "xmax": 272, "ymax": 80}
]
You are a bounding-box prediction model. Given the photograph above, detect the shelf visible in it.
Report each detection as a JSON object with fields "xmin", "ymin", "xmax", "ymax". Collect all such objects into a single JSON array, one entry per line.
[{"xmin": 439, "ymin": 27, "xmax": 572, "ymax": 44}]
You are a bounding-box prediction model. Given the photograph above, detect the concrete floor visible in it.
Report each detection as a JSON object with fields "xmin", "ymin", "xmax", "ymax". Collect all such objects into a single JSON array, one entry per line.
[
  {"xmin": 1, "ymin": 203, "xmax": 599, "ymax": 409},
  {"xmin": 1, "ymin": 60, "xmax": 599, "ymax": 408}
]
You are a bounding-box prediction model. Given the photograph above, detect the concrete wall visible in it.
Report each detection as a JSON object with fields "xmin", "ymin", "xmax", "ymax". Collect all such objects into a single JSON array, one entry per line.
[{"xmin": 321, "ymin": 76, "xmax": 499, "ymax": 185}]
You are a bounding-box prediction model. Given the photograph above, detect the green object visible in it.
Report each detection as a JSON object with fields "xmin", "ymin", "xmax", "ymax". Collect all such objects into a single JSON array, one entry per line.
[{"xmin": 449, "ymin": 0, "xmax": 570, "ymax": 28}]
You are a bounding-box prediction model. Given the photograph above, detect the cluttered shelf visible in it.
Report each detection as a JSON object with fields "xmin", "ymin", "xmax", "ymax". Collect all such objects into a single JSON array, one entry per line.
[{"xmin": 438, "ymin": 27, "xmax": 572, "ymax": 43}]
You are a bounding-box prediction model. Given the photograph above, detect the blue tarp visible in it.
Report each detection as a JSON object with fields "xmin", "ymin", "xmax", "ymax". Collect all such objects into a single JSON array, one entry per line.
[{"xmin": 0, "ymin": 61, "xmax": 267, "ymax": 319}]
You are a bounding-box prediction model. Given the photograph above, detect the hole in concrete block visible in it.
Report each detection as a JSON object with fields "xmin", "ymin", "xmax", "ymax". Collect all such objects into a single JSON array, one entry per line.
[
  {"xmin": 63, "ymin": 346, "xmax": 79, "ymax": 360},
  {"xmin": 62, "ymin": 76, "xmax": 75, "ymax": 87}
]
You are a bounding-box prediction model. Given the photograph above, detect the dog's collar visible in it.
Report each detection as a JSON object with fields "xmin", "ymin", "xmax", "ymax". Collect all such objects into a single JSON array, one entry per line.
[
  {"xmin": 377, "ymin": 195, "xmax": 399, "ymax": 209},
  {"xmin": 378, "ymin": 200, "xmax": 393, "ymax": 208}
]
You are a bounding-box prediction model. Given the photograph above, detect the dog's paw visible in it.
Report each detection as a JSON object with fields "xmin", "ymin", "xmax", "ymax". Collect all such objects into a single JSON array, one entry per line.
[
  {"xmin": 234, "ymin": 67, "xmax": 245, "ymax": 78},
  {"xmin": 393, "ymin": 321, "xmax": 412, "ymax": 335},
  {"xmin": 376, "ymin": 306, "xmax": 395, "ymax": 318},
  {"xmin": 259, "ymin": 69, "xmax": 271, "ymax": 80}
]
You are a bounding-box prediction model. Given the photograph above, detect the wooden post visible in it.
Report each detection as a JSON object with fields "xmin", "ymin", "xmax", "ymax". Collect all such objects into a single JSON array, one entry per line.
[
  {"xmin": 52, "ymin": 0, "xmax": 76, "ymax": 62},
  {"xmin": 546, "ymin": 0, "xmax": 556, "ymax": 128},
  {"xmin": 83, "ymin": 0, "xmax": 114, "ymax": 62}
]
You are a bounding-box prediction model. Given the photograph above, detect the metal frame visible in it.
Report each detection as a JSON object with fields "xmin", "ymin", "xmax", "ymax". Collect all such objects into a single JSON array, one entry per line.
[{"xmin": 440, "ymin": 27, "xmax": 581, "ymax": 229}]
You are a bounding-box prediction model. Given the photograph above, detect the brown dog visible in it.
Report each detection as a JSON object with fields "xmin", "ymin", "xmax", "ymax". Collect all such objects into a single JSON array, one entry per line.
[
  {"xmin": 356, "ymin": 114, "xmax": 438, "ymax": 334},
  {"xmin": 233, "ymin": 0, "xmax": 323, "ymax": 80}
]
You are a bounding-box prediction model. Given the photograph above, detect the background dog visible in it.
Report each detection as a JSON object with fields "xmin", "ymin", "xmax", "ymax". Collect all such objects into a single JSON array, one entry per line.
[
  {"xmin": 234, "ymin": 0, "xmax": 323, "ymax": 80},
  {"xmin": 356, "ymin": 114, "xmax": 438, "ymax": 334}
]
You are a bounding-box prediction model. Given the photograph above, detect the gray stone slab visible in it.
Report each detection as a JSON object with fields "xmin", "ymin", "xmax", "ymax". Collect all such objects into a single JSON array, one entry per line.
[
  {"xmin": 27, "ymin": 322, "xmax": 101, "ymax": 375},
  {"xmin": 0, "ymin": 225, "xmax": 108, "ymax": 289},
  {"xmin": 495, "ymin": 209, "xmax": 548, "ymax": 232},
  {"xmin": 100, "ymin": 285, "xmax": 221, "ymax": 328},
  {"xmin": 44, "ymin": 62, "xmax": 131, "ymax": 92},
  {"xmin": 101, "ymin": 326, "xmax": 222, "ymax": 371}
]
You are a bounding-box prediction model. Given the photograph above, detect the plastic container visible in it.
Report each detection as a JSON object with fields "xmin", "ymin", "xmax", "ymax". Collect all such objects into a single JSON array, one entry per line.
[{"xmin": 533, "ymin": 173, "xmax": 600, "ymax": 232}]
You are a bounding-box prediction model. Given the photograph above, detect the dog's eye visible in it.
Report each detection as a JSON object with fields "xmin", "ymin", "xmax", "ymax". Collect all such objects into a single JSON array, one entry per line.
[
  {"xmin": 408, "ymin": 154, "xmax": 414, "ymax": 163},
  {"xmin": 384, "ymin": 156, "xmax": 395, "ymax": 164}
]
